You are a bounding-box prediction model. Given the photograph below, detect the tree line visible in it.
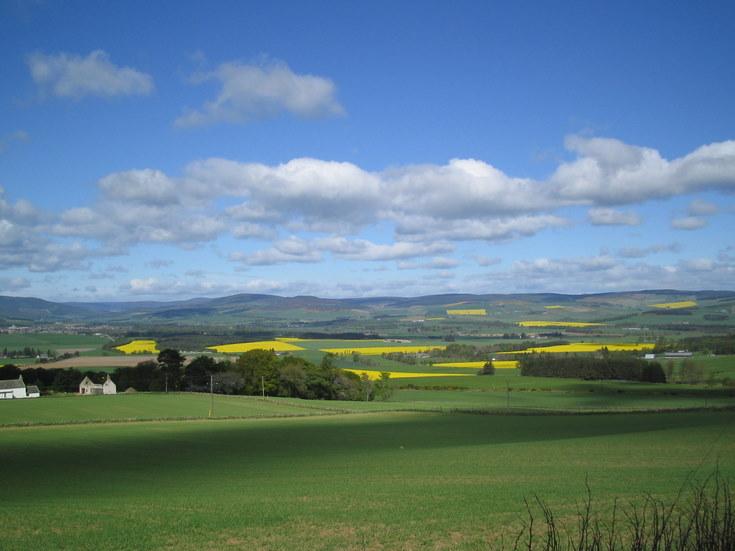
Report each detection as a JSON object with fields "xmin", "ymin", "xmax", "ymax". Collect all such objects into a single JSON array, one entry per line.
[
  {"xmin": 1, "ymin": 349, "xmax": 393, "ymax": 401},
  {"xmin": 518, "ymin": 352, "xmax": 667, "ymax": 382}
]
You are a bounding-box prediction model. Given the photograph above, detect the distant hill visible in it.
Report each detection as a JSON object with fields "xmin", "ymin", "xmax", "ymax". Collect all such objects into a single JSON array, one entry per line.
[{"xmin": 0, "ymin": 289, "xmax": 733, "ymax": 325}]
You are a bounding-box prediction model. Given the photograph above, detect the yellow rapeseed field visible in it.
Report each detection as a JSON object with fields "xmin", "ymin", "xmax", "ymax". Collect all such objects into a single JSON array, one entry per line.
[
  {"xmin": 447, "ymin": 309, "xmax": 487, "ymax": 315},
  {"xmin": 341, "ymin": 369, "xmax": 474, "ymax": 380},
  {"xmin": 505, "ymin": 343, "xmax": 654, "ymax": 354},
  {"xmin": 115, "ymin": 340, "xmax": 159, "ymax": 354},
  {"xmin": 320, "ymin": 345, "xmax": 446, "ymax": 356},
  {"xmin": 434, "ymin": 360, "xmax": 518, "ymax": 369},
  {"xmin": 518, "ymin": 321, "xmax": 606, "ymax": 327},
  {"xmin": 650, "ymin": 301, "xmax": 698, "ymax": 309},
  {"xmin": 545, "ymin": 305, "xmax": 568, "ymax": 309},
  {"xmin": 207, "ymin": 341, "xmax": 306, "ymax": 353}
]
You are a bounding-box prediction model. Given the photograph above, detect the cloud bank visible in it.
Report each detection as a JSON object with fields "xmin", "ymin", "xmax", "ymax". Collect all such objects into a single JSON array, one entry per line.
[{"xmin": 1, "ymin": 136, "xmax": 734, "ymax": 295}]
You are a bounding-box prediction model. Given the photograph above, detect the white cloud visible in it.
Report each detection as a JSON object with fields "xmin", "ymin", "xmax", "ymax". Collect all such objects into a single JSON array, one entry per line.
[
  {"xmin": 671, "ymin": 216, "xmax": 708, "ymax": 230},
  {"xmin": 26, "ymin": 50, "xmax": 153, "ymax": 99},
  {"xmin": 397, "ymin": 257, "xmax": 460, "ymax": 270},
  {"xmin": 229, "ymin": 236, "xmax": 323, "ymax": 266},
  {"xmin": 687, "ymin": 199, "xmax": 719, "ymax": 216},
  {"xmin": 552, "ymin": 137, "xmax": 735, "ymax": 205},
  {"xmin": 5, "ymin": 137, "xmax": 735, "ymax": 294},
  {"xmin": 175, "ymin": 59, "xmax": 344, "ymax": 127},
  {"xmin": 473, "ymin": 255, "xmax": 501, "ymax": 267},
  {"xmin": 617, "ymin": 243, "xmax": 681, "ymax": 258},
  {"xmin": 0, "ymin": 130, "xmax": 30, "ymax": 153},
  {"xmin": 0, "ymin": 277, "xmax": 31, "ymax": 292},
  {"xmin": 392, "ymin": 214, "xmax": 571, "ymax": 242},
  {"xmin": 316, "ymin": 237, "xmax": 455, "ymax": 261},
  {"xmin": 588, "ymin": 207, "xmax": 642, "ymax": 226}
]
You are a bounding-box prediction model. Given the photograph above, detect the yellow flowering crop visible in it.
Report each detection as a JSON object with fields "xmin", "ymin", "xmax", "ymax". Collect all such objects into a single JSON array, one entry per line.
[
  {"xmin": 650, "ymin": 301, "xmax": 697, "ymax": 309},
  {"xmin": 320, "ymin": 345, "xmax": 446, "ymax": 355},
  {"xmin": 545, "ymin": 305, "xmax": 568, "ymax": 309},
  {"xmin": 447, "ymin": 309, "xmax": 487, "ymax": 315},
  {"xmin": 207, "ymin": 341, "xmax": 305, "ymax": 353},
  {"xmin": 341, "ymin": 369, "xmax": 474, "ymax": 380},
  {"xmin": 505, "ymin": 343, "xmax": 654, "ymax": 354},
  {"xmin": 518, "ymin": 321, "xmax": 606, "ymax": 327},
  {"xmin": 115, "ymin": 340, "xmax": 159, "ymax": 354},
  {"xmin": 434, "ymin": 361, "xmax": 518, "ymax": 369}
]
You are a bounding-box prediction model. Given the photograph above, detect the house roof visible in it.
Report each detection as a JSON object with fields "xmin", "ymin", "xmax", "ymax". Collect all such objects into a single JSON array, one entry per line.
[
  {"xmin": 26, "ymin": 385, "xmax": 40, "ymax": 394},
  {"xmin": 0, "ymin": 378, "xmax": 25, "ymax": 391}
]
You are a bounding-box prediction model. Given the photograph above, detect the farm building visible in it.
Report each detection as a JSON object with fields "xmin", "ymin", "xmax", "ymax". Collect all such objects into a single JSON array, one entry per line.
[
  {"xmin": 0, "ymin": 376, "xmax": 40, "ymax": 399},
  {"xmin": 79, "ymin": 375, "xmax": 117, "ymax": 395}
]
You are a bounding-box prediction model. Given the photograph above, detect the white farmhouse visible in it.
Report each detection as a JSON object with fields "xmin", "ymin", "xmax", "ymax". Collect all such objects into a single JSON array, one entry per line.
[
  {"xmin": 79, "ymin": 375, "xmax": 117, "ymax": 395},
  {"xmin": 0, "ymin": 376, "xmax": 39, "ymax": 399}
]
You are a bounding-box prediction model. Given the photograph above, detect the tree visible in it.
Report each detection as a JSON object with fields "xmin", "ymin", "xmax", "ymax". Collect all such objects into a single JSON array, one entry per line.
[
  {"xmin": 641, "ymin": 362, "xmax": 667, "ymax": 383},
  {"xmin": 211, "ymin": 371, "xmax": 244, "ymax": 395},
  {"xmin": 233, "ymin": 349, "xmax": 279, "ymax": 396},
  {"xmin": 359, "ymin": 372, "xmax": 374, "ymax": 402},
  {"xmin": 478, "ymin": 360, "xmax": 495, "ymax": 375},
  {"xmin": 278, "ymin": 363, "xmax": 308, "ymax": 398},
  {"xmin": 0, "ymin": 364, "xmax": 21, "ymax": 380},
  {"xmin": 184, "ymin": 355, "xmax": 222, "ymax": 391},
  {"xmin": 114, "ymin": 360, "xmax": 162, "ymax": 392},
  {"xmin": 374, "ymin": 372, "xmax": 394, "ymax": 401},
  {"xmin": 157, "ymin": 349, "xmax": 186, "ymax": 391}
]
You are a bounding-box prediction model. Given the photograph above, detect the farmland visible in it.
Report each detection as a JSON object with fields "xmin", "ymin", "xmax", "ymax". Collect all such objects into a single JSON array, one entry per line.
[
  {"xmin": 0, "ymin": 396, "xmax": 733, "ymax": 550},
  {"xmin": 2, "ymin": 290, "xmax": 735, "ymax": 549}
]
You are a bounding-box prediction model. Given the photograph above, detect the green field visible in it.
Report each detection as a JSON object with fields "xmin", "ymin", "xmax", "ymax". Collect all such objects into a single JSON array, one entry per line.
[
  {"xmin": 0, "ymin": 333, "xmax": 108, "ymax": 352},
  {"xmin": 0, "ymin": 393, "xmax": 734, "ymax": 550}
]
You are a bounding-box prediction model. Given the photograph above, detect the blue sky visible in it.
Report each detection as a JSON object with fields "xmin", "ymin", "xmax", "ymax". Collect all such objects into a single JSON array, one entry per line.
[{"xmin": 1, "ymin": 0, "xmax": 733, "ymax": 302}]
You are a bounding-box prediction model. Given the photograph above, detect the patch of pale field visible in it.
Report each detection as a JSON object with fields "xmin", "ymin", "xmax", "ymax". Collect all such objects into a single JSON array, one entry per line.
[
  {"xmin": 21, "ymin": 356, "xmax": 159, "ymax": 369},
  {"xmin": 649, "ymin": 301, "xmax": 698, "ymax": 309},
  {"xmin": 447, "ymin": 309, "xmax": 487, "ymax": 315},
  {"xmin": 20, "ymin": 354, "xmax": 228, "ymax": 369},
  {"xmin": 518, "ymin": 321, "xmax": 606, "ymax": 327}
]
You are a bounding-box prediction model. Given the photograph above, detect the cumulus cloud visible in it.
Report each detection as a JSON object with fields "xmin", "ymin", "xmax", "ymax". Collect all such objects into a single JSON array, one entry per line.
[
  {"xmin": 687, "ymin": 199, "xmax": 719, "ymax": 216},
  {"xmin": 617, "ymin": 243, "xmax": 681, "ymax": 258},
  {"xmin": 0, "ymin": 277, "xmax": 31, "ymax": 292},
  {"xmin": 671, "ymin": 216, "xmax": 708, "ymax": 230},
  {"xmin": 588, "ymin": 207, "xmax": 642, "ymax": 226},
  {"xmin": 175, "ymin": 59, "xmax": 344, "ymax": 127},
  {"xmin": 6, "ymin": 136, "xmax": 735, "ymax": 290},
  {"xmin": 552, "ymin": 137, "xmax": 735, "ymax": 205},
  {"xmin": 26, "ymin": 50, "xmax": 153, "ymax": 99},
  {"xmin": 316, "ymin": 237, "xmax": 454, "ymax": 261},
  {"xmin": 397, "ymin": 257, "xmax": 460, "ymax": 270}
]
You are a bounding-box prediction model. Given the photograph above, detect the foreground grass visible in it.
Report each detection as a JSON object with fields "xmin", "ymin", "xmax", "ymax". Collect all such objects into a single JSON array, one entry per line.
[{"xmin": 0, "ymin": 409, "xmax": 733, "ymax": 550}]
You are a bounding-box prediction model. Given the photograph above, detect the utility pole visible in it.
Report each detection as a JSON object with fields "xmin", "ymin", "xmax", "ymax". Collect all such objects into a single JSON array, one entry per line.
[
  {"xmin": 261, "ymin": 375, "xmax": 265, "ymax": 399},
  {"xmin": 209, "ymin": 373, "xmax": 214, "ymax": 418}
]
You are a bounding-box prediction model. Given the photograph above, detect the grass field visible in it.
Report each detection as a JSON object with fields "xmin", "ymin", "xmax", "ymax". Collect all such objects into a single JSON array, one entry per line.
[{"xmin": 0, "ymin": 402, "xmax": 733, "ymax": 550}]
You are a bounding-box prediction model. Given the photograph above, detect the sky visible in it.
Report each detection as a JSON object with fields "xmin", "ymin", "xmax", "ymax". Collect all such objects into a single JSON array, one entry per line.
[{"xmin": 1, "ymin": 0, "xmax": 734, "ymax": 302}]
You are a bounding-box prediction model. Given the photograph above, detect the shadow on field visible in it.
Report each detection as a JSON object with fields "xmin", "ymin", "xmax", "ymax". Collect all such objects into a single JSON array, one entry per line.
[{"xmin": 2, "ymin": 410, "xmax": 733, "ymax": 499}]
